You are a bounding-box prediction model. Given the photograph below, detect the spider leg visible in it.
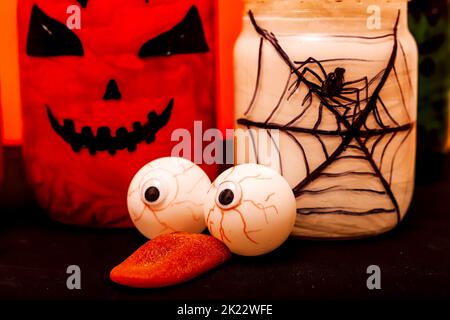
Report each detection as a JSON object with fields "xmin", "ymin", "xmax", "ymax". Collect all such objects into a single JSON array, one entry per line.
[
  {"xmin": 288, "ymin": 68, "xmax": 309, "ymax": 100},
  {"xmin": 288, "ymin": 67, "xmax": 322, "ymax": 100},
  {"xmin": 313, "ymin": 103, "xmax": 324, "ymax": 130},
  {"xmin": 335, "ymin": 93, "xmax": 356, "ymax": 104},
  {"xmin": 294, "ymin": 57, "xmax": 328, "ymax": 79},
  {"xmin": 287, "ymin": 79, "xmax": 302, "ymax": 101},
  {"xmin": 342, "ymin": 79, "xmax": 369, "ymax": 122},
  {"xmin": 303, "ymin": 90, "xmax": 313, "ymax": 106},
  {"xmin": 328, "ymin": 96, "xmax": 351, "ymax": 112},
  {"xmin": 336, "ymin": 88, "xmax": 360, "ymax": 121},
  {"xmin": 298, "ymin": 67, "xmax": 324, "ymax": 85},
  {"xmin": 340, "ymin": 90, "xmax": 368, "ymax": 105},
  {"xmin": 319, "ymin": 96, "xmax": 351, "ymax": 130},
  {"xmin": 343, "ymin": 76, "xmax": 368, "ymax": 88},
  {"xmin": 346, "ymin": 89, "xmax": 361, "ymax": 123},
  {"xmin": 352, "ymin": 77, "xmax": 369, "ymax": 101},
  {"xmin": 342, "ymin": 84, "xmax": 389, "ymax": 129}
]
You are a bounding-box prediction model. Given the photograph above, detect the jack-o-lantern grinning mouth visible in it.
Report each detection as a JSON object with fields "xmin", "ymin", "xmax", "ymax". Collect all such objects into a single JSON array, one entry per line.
[{"xmin": 46, "ymin": 99, "xmax": 174, "ymax": 155}]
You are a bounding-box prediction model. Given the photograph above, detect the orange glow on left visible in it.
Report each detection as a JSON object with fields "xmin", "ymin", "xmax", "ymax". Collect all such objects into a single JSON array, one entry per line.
[{"xmin": 0, "ymin": 0, "xmax": 23, "ymax": 145}]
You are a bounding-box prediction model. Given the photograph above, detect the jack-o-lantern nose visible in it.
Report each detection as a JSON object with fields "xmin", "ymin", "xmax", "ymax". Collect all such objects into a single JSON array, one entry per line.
[{"xmin": 103, "ymin": 79, "xmax": 122, "ymax": 100}]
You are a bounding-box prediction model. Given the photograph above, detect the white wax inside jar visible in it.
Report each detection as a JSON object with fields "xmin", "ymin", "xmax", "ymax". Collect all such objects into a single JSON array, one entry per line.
[{"xmin": 234, "ymin": 10, "xmax": 418, "ymax": 238}]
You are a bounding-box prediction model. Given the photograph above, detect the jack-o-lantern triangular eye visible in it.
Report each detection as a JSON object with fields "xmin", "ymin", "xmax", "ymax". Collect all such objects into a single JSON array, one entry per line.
[
  {"xmin": 138, "ymin": 6, "xmax": 209, "ymax": 58},
  {"xmin": 26, "ymin": 5, "xmax": 84, "ymax": 57},
  {"xmin": 77, "ymin": 0, "xmax": 88, "ymax": 8}
]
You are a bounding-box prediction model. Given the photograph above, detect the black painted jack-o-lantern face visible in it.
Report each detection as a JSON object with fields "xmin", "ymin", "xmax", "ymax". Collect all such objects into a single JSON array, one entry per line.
[{"xmin": 18, "ymin": 0, "xmax": 217, "ymax": 227}]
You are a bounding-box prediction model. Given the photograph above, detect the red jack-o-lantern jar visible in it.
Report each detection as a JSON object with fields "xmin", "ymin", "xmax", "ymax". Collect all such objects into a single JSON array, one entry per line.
[{"xmin": 17, "ymin": 0, "xmax": 217, "ymax": 227}]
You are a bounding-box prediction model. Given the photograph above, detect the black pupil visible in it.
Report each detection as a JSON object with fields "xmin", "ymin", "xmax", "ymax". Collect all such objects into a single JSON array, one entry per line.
[
  {"xmin": 219, "ymin": 189, "xmax": 234, "ymax": 206},
  {"xmin": 145, "ymin": 187, "xmax": 160, "ymax": 203}
]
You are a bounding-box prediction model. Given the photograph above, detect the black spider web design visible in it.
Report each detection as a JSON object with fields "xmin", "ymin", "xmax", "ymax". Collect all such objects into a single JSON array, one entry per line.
[{"xmin": 237, "ymin": 10, "xmax": 415, "ymax": 223}]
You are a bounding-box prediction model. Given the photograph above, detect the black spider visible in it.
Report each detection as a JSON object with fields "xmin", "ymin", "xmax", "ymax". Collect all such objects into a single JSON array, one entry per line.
[
  {"xmin": 284, "ymin": 57, "xmax": 370, "ymax": 130},
  {"xmin": 322, "ymin": 67, "xmax": 346, "ymax": 98}
]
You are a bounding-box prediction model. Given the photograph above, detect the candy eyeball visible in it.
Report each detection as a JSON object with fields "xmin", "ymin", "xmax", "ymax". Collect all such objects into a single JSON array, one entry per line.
[
  {"xmin": 204, "ymin": 164, "xmax": 296, "ymax": 256},
  {"xmin": 128, "ymin": 157, "xmax": 211, "ymax": 239}
]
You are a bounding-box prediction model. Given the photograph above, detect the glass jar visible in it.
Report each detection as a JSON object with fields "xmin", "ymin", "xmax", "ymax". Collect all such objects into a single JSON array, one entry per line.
[
  {"xmin": 234, "ymin": 0, "xmax": 418, "ymax": 239},
  {"xmin": 17, "ymin": 0, "xmax": 217, "ymax": 227}
]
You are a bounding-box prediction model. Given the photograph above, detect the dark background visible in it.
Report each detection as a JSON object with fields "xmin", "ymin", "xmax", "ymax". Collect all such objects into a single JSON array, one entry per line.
[{"xmin": 1, "ymin": 146, "xmax": 449, "ymax": 301}]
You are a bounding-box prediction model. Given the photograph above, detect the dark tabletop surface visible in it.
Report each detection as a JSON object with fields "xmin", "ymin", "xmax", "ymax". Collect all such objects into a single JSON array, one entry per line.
[{"xmin": 0, "ymin": 146, "xmax": 449, "ymax": 301}]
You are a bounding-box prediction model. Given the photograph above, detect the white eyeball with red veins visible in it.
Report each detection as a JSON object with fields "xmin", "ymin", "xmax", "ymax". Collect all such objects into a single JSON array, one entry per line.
[
  {"xmin": 127, "ymin": 157, "xmax": 211, "ymax": 239},
  {"xmin": 204, "ymin": 164, "xmax": 296, "ymax": 256}
]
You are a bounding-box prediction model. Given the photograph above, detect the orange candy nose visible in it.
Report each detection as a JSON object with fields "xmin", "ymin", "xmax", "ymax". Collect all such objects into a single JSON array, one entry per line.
[{"xmin": 110, "ymin": 233, "xmax": 232, "ymax": 288}]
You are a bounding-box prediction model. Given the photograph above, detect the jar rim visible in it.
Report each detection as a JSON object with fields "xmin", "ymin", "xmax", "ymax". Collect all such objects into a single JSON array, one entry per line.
[{"xmin": 243, "ymin": 0, "xmax": 410, "ymax": 19}]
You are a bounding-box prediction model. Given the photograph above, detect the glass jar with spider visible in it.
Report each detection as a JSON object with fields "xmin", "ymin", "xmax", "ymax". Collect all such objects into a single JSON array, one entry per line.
[{"xmin": 234, "ymin": 0, "xmax": 418, "ymax": 239}]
